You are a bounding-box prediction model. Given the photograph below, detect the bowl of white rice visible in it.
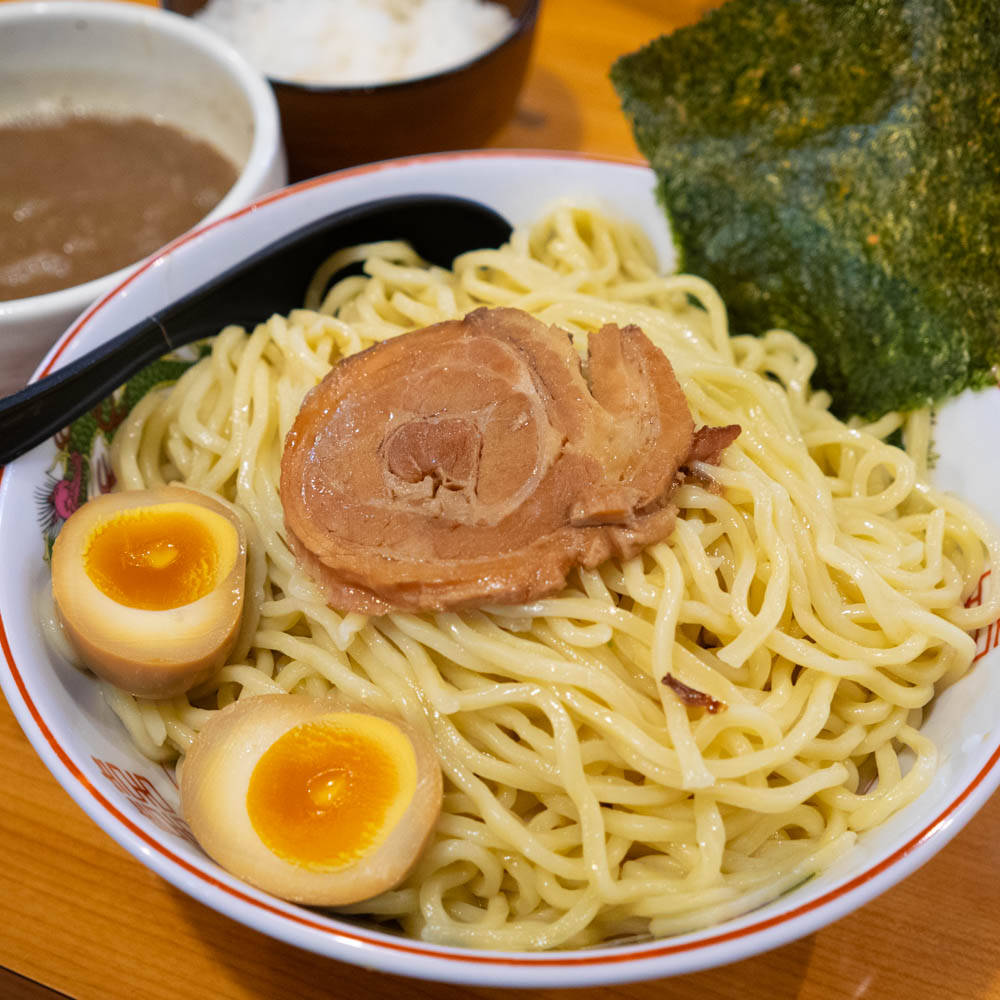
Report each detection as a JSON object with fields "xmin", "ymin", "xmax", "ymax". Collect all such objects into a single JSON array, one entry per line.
[{"xmin": 162, "ymin": 0, "xmax": 540, "ymax": 179}]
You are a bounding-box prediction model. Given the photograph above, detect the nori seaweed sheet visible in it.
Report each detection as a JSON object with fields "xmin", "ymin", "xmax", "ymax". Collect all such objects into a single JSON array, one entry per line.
[{"xmin": 611, "ymin": 0, "xmax": 1000, "ymax": 418}]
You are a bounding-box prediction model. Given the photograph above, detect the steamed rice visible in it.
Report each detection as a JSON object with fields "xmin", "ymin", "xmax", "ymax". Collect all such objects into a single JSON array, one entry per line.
[{"xmin": 193, "ymin": 0, "xmax": 517, "ymax": 86}]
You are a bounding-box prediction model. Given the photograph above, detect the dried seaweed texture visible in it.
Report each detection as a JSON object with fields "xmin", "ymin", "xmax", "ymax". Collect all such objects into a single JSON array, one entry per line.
[
  {"xmin": 612, "ymin": 0, "xmax": 1000, "ymax": 418},
  {"xmin": 280, "ymin": 307, "xmax": 738, "ymax": 614}
]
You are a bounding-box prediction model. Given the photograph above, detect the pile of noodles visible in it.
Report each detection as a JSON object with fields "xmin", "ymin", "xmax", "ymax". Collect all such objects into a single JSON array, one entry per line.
[{"xmin": 103, "ymin": 204, "xmax": 1000, "ymax": 949}]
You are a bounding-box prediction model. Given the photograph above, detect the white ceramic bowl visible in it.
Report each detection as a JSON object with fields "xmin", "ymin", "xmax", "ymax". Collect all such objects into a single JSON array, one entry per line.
[
  {"xmin": 0, "ymin": 0, "xmax": 286, "ymax": 383},
  {"xmin": 1, "ymin": 152, "xmax": 999, "ymax": 987}
]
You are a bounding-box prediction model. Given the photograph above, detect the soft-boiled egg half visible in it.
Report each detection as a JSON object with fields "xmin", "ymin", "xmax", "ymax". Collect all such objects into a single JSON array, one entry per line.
[
  {"xmin": 51, "ymin": 485, "xmax": 247, "ymax": 699},
  {"xmin": 180, "ymin": 694, "xmax": 443, "ymax": 905}
]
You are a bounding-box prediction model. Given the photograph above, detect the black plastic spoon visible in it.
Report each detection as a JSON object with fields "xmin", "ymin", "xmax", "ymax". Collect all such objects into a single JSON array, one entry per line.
[{"xmin": 0, "ymin": 194, "xmax": 513, "ymax": 466}]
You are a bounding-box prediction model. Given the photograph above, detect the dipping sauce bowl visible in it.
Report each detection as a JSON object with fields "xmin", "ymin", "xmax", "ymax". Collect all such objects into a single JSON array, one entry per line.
[{"xmin": 0, "ymin": 0, "xmax": 286, "ymax": 389}]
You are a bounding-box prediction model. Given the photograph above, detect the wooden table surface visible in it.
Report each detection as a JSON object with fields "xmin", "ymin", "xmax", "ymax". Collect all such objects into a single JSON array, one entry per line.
[{"xmin": 4, "ymin": 1, "xmax": 1000, "ymax": 998}]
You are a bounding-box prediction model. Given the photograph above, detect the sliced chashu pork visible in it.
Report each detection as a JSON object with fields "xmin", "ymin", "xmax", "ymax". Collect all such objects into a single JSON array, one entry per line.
[{"xmin": 280, "ymin": 307, "xmax": 739, "ymax": 613}]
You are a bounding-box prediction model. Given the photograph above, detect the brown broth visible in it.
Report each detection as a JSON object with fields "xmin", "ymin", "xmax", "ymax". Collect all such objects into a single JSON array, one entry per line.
[{"xmin": 0, "ymin": 114, "xmax": 238, "ymax": 300}]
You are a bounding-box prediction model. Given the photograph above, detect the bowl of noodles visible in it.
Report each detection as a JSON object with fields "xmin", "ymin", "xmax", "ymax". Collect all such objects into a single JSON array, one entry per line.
[{"xmin": 1, "ymin": 152, "xmax": 999, "ymax": 986}]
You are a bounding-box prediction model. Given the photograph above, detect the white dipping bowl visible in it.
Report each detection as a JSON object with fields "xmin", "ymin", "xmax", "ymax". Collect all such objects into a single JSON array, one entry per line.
[
  {"xmin": 0, "ymin": 0, "xmax": 286, "ymax": 383},
  {"xmin": 1, "ymin": 152, "xmax": 999, "ymax": 987}
]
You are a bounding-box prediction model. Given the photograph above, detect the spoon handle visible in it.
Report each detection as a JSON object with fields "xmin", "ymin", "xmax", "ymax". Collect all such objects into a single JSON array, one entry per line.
[
  {"xmin": 0, "ymin": 320, "xmax": 175, "ymax": 466},
  {"xmin": 0, "ymin": 194, "xmax": 512, "ymax": 468},
  {"xmin": 0, "ymin": 257, "xmax": 286, "ymax": 467}
]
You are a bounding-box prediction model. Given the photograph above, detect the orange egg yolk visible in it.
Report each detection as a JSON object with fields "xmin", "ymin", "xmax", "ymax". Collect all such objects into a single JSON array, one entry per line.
[
  {"xmin": 83, "ymin": 504, "xmax": 229, "ymax": 611},
  {"xmin": 246, "ymin": 713, "xmax": 418, "ymax": 872}
]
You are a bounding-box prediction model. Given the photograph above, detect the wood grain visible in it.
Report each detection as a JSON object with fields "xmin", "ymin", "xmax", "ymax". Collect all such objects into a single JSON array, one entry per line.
[{"xmin": 5, "ymin": 1, "xmax": 1000, "ymax": 999}]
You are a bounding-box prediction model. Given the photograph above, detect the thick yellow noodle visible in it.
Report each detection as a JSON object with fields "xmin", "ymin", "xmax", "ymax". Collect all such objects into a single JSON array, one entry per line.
[{"xmin": 105, "ymin": 204, "xmax": 1000, "ymax": 949}]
